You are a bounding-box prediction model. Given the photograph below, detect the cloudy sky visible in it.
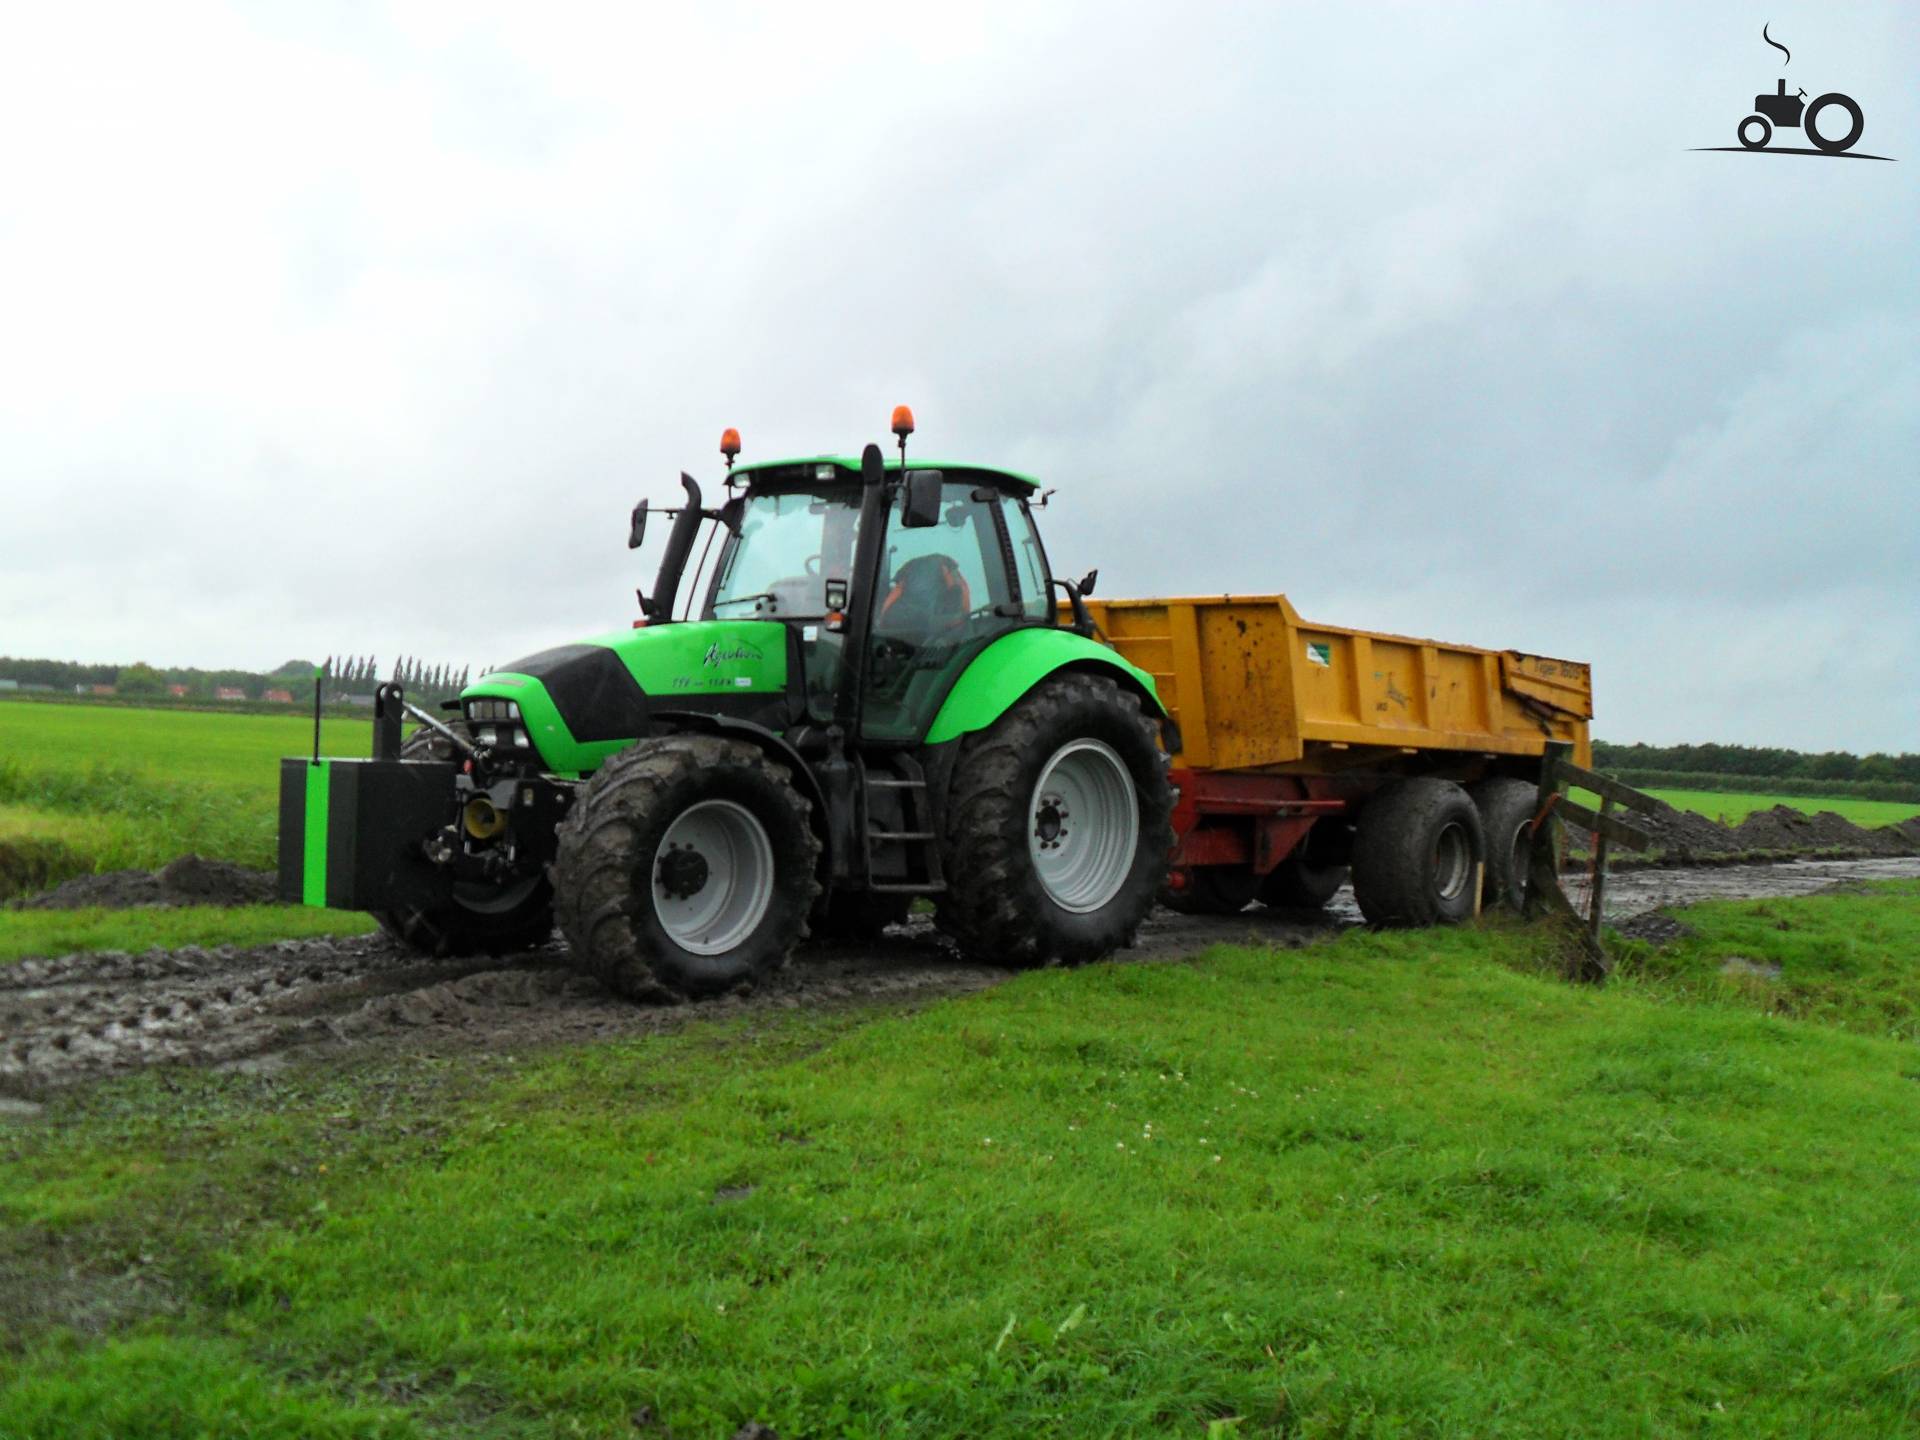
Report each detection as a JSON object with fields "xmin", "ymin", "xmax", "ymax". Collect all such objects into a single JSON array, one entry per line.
[{"xmin": 2, "ymin": 2, "xmax": 1913, "ymax": 750}]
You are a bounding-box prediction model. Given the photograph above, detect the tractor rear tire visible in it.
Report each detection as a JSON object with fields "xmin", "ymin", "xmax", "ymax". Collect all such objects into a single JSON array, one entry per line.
[
  {"xmin": 552, "ymin": 736, "xmax": 821, "ymax": 1002},
  {"xmin": 937, "ymin": 673, "xmax": 1172, "ymax": 968},
  {"xmin": 1350, "ymin": 778, "xmax": 1485, "ymax": 928},
  {"xmin": 373, "ymin": 726, "xmax": 555, "ymax": 958},
  {"xmin": 1469, "ymin": 776, "xmax": 1542, "ymax": 912},
  {"xmin": 1161, "ymin": 866, "xmax": 1259, "ymax": 915}
]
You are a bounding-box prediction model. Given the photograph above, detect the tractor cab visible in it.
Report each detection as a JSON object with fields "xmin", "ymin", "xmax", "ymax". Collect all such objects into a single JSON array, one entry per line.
[{"xmin": 704, "ymin": 454, "xmax": 1055, "ymax": 740}]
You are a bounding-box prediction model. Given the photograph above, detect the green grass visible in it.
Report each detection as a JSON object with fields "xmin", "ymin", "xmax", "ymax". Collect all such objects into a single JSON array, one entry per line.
[
  {"xmin": 1616, "ymin": 878, "xmax": 1920, "ymax": 1042},
  {"xmin": 5, "ymin": 899, "xmax": 1919, "ymax": 1438},
  {"xmin": 0, "ymin": 905, "xmax": 377, "ymax": 965},
  {"xmin": 0, "ymin": 699, "xmax": 370, "ymax": 802},
  {"xmin": 0, "ymin": 803, "xmax": 150, "ymax": 888},
  {"xmin": 0, "ymin": 700, "xmax": 371, "ymax": 876},
  {"xmin": 1643, "ymin": 788, "xmax": 1920, "ymax": 828}
]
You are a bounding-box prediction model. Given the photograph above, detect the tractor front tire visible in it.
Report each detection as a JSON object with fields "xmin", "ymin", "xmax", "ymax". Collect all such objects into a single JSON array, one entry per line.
[
  {"xmin": 938, "ymin": 673, "xmax": 1172, "ymax": 968},
  {"xmin": 552, "ymin": 736, "xmax": 821, "ymax": 1002},
  {"xmin": 373, "ymin": 726, "xmax": 555, "ymax": 958},
  {"xmin": 1350, "ymin": 778, "xmax": 1485, "ymax": 928}
]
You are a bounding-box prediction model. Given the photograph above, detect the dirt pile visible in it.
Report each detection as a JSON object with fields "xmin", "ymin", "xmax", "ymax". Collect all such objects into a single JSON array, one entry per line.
[
  {"xmin": 1729, "ymin": 804, "xmax": 1916, "ymax": 856},
  {"xmin": 13, "ymin": 855, "xmax": 276, "ymax": 911},
  {"xmin": 1569, "ymin": 797, "xmax": 1920, "ymax": 863},
  {"xmin": 1619, "ymin": 798, "xmax": 1745, "ymax": 859}
]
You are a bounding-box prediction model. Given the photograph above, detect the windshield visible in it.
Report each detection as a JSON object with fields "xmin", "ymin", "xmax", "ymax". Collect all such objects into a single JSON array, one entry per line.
[{"xmin": 708, "ymin": 486, "xmax": 862, "ymax": 618}]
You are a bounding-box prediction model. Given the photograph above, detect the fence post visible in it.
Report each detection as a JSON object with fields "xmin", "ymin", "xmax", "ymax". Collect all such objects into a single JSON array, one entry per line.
[
  {"xmin": 1587, "ymin": 795, "xmax": 1615, "ymax": 942},
  {"xmin": 1524, "ymin": 741, "xmax": 1610, "ymax": 982},
  {"xmin": 1523, "ymin": 742, "xmax": 1571, "ymax": 921}
]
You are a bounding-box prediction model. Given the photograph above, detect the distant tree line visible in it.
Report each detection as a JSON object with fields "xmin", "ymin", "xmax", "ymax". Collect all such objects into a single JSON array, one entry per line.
[
  {"xmin": 322, "ymin": 656, "xmax": 472, "ymax": 700},
  {"xmin": 1592, "ymin": 740, "xmax": 1920, "ymax": 785},
  {"xmin": 1593, "ymin": 740, "xmax": 1920, "ymax": 803},
  {"xmin": 0, "ymin": 655, "xmax": 474, "ymax": 706}
]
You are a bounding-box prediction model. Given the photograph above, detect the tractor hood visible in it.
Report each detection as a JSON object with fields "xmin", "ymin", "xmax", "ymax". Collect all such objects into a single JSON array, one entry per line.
[{"xmin": 462, "ymin": 620, "xmax": 788, "ymax": 774}]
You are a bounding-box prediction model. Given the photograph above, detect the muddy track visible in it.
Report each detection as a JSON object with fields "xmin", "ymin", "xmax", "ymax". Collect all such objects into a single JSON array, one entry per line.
[{"xmin": 5, "ymin": 857, "xmax": 1917, "ymax": 1097}]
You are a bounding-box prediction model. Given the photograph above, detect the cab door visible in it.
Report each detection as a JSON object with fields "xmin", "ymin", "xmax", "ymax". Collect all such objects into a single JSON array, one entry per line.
[{"xmin": 860, "ymin": 483, "xmax": 1051, "ymax": 742}]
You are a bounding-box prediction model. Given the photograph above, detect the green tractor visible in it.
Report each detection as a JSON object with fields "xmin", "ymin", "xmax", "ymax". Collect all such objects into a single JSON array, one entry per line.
[{"xmin": 280, "ymin": 411, "xmax": 1175, "ymax": 1000}]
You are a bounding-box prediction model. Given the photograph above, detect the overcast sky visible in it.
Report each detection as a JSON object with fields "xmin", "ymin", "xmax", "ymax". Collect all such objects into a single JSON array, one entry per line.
[{"xmin": 2, "ymin": 2, "xmax": 1914, "ymax": 750}]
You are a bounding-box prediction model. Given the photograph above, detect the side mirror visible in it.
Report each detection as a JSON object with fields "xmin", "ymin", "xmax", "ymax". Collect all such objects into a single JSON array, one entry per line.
[
  {"xmin": 900, "ymin": 469, "xmax": 944, "ymax": 529},
  {"xmin": 628, "ymin": 499, "xmax": 648, "ymax": 550},
  {"xmin": 1077, "ymin": 567, "xmax": 1098, "ymax": 598}
]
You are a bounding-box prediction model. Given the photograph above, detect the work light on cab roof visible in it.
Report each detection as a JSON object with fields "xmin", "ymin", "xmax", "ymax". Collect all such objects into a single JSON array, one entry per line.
[{"xmin": 891, "ymin": 404, "xmax": 914, "ymax": 465}]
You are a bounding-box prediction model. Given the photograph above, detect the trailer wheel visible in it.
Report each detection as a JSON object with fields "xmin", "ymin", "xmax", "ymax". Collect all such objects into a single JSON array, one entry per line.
[
  {"xmin": 1161, "ymin": 865, "xmax": 1258, "ymax": 915},
  {"xmin": 1257, "ymin": 854, "xmax": 1349, "ymax": 911},
  {"xmin": 373, "ymin": 727, "xmax": 555, "ymax": 957},
  {"xmin": 1350, "ymin": 778, "xmax": 1485, "ymax": 927},
  {"xmin": 1468, "ymin": 777, "xmax": 1544, "ymax": 912},
  {"xmin": 552, "ymin": 736, "xmax": 821, "ymax": 1002},
  {"xmin": 938, "ymin": 673, "xmax": 1172, "ymax": 968}
]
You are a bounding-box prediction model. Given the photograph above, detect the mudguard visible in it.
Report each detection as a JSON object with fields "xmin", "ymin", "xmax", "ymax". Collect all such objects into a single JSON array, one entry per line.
[{"xmin": 924, "ymin": 628, "xmax": 1165, "ymax": 745}]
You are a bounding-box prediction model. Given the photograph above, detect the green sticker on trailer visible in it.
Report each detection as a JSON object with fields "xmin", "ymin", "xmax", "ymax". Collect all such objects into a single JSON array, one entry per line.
[
  {"xmin": 1306, "ymin": 642, "xmax": 1332, "ymax": 667},
  {"xmin": 302, "ymin": 761, "xmax": 330, "ymax": 906}
]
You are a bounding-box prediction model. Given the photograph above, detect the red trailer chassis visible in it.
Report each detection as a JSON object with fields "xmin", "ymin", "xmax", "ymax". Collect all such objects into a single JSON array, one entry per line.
[{"xmin": 1162, "ymin": 769, "xmax": 1352, "ymax": 895}]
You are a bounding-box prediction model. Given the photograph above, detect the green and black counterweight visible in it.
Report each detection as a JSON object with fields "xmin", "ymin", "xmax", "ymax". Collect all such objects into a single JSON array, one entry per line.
[{"xmin": 280, "ymin": 412, "xmax": 1175, "ymax": 998}]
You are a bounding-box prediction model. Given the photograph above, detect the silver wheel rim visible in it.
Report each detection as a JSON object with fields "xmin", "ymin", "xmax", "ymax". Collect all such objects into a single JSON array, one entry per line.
[
  {"xmin": 1029, "ymin": 738, "xmax": 1139, "ymax": 913},
  {"xmin": 652, "ymin": 799, "xmax": 775, "ymax": 955},
  {"xmin": 1433, "ymin": 821, "xmax": 1472, "ymax": 903}
]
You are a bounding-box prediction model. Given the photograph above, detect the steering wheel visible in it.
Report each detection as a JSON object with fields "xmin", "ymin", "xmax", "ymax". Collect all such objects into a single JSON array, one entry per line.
[{"xmin": 869, "ymin": 634, "xmax": 917, "ymax": 675}]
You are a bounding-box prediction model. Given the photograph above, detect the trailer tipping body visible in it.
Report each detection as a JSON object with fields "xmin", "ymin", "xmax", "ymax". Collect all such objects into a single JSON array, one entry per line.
[{"xmin": 1069, "ymin": 594, "xmax": 1593, "ymax": 900}]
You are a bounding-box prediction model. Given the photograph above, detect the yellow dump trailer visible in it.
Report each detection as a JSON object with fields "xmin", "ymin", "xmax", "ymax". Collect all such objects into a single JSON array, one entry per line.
[
  {"xmin": 1079, "ymin": 594, "xmax": 1591, "ymax": 772},
  {"xmin": 1065, "ymin": 593, "xmax": 1593, "ymax": 926}
]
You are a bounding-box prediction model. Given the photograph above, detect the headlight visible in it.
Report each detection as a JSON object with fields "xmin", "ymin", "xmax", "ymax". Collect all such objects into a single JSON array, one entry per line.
[{"xmin": 476, "ymin": 725, "xmax": 499, "ymax": 746}]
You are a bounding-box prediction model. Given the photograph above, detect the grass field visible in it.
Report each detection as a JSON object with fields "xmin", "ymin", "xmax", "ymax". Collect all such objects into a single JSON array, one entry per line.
[
  {"xmin": 1644, "ymin": 788, "xmax": 1920, "ymax": 828},
  {"xmin": 0, "ymin": 700, "xmax": 370, "ymax": 801},
  {"xmin": 4, "ymin": 884, "xmax": 1918, "ymax": 1438},
  {"xmin": 1619, "ymin": 877, "xmax": 1920, "ymax": 1040},
  {"xmin": 0, "ymin": 699, "xmax": 370, "ymax": 887},
  {"xmin": 0, "ymin": 905, "xmax": 376, "ymax": 965}
]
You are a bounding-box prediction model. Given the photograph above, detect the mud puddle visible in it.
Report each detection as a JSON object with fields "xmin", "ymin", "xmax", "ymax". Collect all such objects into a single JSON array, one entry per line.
[
  {"xmin": 1572, "ymin": 854, "xmax": 1920, "ymax": 918},
  {"xmin": 4, "ymin": 857, "xmax": 1915, "ymax": 1096}
]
